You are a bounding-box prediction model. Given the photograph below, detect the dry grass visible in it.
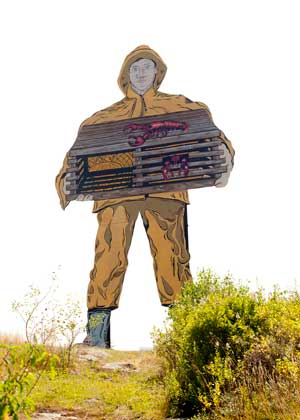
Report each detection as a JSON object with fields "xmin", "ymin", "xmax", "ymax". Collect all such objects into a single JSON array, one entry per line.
[
  {"xmin": 196, "ymin": 366, "xmax": 300, "ymax": 420},
  {"xmin": 0, "ymin": 332, "xmax": 25, "ymax": 346}
]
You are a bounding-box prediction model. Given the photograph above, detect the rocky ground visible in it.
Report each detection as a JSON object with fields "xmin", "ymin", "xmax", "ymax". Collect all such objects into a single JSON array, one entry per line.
[{"xmin": 21, "ymin": 345, "xmax": 180, "ymax": 420}]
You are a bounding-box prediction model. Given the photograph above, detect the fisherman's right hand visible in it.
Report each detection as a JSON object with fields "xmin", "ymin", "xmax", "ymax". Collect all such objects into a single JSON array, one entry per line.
[
  {"xmin": 63, "ymin": 173, "xmax": 94, "ymax": 200},
  {"xmin": 63, "ymin": 173, "xmax": 72, "ymax": 195}
]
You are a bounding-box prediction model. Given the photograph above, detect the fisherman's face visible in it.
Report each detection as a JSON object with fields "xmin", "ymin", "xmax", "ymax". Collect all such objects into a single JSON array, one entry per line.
[{"xmin": 129, "ymin": 58, "xmax": 157, "ymax": 95}]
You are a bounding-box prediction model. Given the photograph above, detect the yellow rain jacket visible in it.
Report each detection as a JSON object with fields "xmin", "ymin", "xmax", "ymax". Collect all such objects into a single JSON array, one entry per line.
[{"xmin": 56, "ymin": 45, "xmax": 234, "ymax": 212}]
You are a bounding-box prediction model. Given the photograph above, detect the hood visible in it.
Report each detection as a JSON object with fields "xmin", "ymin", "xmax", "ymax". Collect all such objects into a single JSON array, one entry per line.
[{"xmin": 117, "ymin": 45, "xmax": 167, "ymax": 95}]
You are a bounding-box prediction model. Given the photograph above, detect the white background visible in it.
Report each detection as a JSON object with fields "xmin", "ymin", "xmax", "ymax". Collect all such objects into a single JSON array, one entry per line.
[{"xmin": 0, "ymin": 0, "xmax": 299, "ymax": 349}]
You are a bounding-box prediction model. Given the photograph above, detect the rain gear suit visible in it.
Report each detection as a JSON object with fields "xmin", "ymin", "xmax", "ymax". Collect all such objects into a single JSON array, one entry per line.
[{"xmin": 56, "ymin": 45, "xmax": 234, "ymax": 310}]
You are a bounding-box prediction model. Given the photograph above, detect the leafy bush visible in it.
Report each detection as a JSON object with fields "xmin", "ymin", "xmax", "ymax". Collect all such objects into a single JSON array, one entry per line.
[
  {"xmin": 153, "ymin": 269, "xmax": 300, "ymax": 418},
  {"xmin": 0, "ymin": 343, "xmax": 58, "ymax": 419}
]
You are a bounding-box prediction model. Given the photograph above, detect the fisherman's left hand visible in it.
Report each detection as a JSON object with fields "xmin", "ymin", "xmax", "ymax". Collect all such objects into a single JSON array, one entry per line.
[
  {"xmin": 76, "ymin": 194, "xmax": 94, "ymax": 201},
  {"xmin": 215, "ymin": 143, "xmax": 233, "ymax": 188}
]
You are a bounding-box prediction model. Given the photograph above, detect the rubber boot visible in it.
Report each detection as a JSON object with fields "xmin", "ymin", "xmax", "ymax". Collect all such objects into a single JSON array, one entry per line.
[{"xmin": 83, "ymin": 308, "xmax": 111, "ymax": 348}]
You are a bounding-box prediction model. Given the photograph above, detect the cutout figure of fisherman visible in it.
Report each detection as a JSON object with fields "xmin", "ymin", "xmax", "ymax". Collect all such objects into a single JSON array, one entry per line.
[{"xmin": 56, "ymin": 45, "xmax": 234, "ymax": 348}]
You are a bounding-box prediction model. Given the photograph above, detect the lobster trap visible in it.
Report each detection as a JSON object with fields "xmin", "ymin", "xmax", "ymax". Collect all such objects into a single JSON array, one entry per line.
[{"xmin": 66, "ymin": 108, "xmax": 228, "ymax": 201}]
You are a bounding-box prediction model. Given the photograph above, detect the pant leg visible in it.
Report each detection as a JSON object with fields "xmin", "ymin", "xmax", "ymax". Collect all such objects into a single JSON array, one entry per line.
[
  {"xmin": 140, "ymin": 197, "xmax": 193, "ymax": 306},
  {"xmin": 87, "ymin": 202, "xmax": 140, "ymax": 310}
]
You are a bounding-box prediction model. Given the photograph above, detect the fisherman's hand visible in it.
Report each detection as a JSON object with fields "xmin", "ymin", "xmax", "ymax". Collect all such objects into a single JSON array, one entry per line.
[
  {"xmin": 63, "ymin": 172, "xmax": 72, "ymax": 195},
  {"xmin": 63, "ymin": 174, "xmax": 93, "ymax": 200},
  {"xmin": 215, "ymin": 143, "xmax": 233, "ymax": 188},
  {"xmin": 76, "ymin": 194, "xmax": 94, "ymax": 201}
]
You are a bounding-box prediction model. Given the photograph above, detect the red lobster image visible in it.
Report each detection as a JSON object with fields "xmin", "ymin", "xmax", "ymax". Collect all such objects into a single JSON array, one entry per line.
[
  {"xmin": 124, "ymin": 120, "xmax": 189, "ymax": 147},
  {"xmin": 161, "ymin": 154, "xmax": 190, "ymax": 180}
]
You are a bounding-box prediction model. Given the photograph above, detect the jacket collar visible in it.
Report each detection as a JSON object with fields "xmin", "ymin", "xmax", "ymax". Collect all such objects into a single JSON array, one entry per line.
[{"xmin": 126, "ymin": 85, "xmax": 156, "ymax": 101}]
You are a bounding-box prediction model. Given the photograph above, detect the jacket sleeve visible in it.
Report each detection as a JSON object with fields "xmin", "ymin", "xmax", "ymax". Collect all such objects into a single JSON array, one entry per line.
[
  {"xmin": 193, "ymin": 100, "xmax": 235, "ymax": 166},
  {"xmin": 218, "ymin": 131, "xmax": 235, "ymax": 166},
  {"xmin": 55, "ymin": 152, "xmax": 70, "ymax": 210},
  {"xmin": 177, "ymin": 95, "xmax": 235, "ymax": 165}
]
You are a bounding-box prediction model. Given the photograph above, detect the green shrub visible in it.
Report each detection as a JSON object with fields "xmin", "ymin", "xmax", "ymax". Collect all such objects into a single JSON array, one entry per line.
[
  {"xmin": 0, "ymin": 343, "xmax": 59, "ymax": 419},
  {"xmin": 153, "ymin": 269, "xmax": 300, "ymax": 418}
]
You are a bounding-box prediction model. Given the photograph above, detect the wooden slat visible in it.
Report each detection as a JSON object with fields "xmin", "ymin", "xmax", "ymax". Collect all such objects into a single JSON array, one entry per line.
[
  {"xmin": 66, "ymin": 173, "xmax": 79, "ymax": 181},
  {"xmin": 83, "ymin": 172, "xmax": 132, "ymax": 181},
  {"xmin": 83, "ymin": 176, "xmax": 132, "ymax": 186},
  {"xmin": 74, "ymin": 109, "xmax": 213, "ymax": 144},
  {"xmin": 77, "ymin": 117, "xmax": 214, "ymax": 140},
  {"xmin": 73, "ymin": 128, "xmax": 220, "ymax": 150},
  {"xmin": 66, "ymin": 167, "xmax": 85, "ymax": 182},
  {"xmin": 69, "ymin": 132, "xmax": 220, "ymax": 157},
  {"xmin": 66, "ymin": 161, "xmax": 84, "ymax": 173},
  {"xmin": 74, "ymin": 125, "xmax": 216, "ymax": 145},
  {"xmin": 66, "ymin": 177, "xmax": 218, "ymax": 201},
  {"xmin": 138, "ymin": 130, "xmax": 220, "ymax": 150},
  {"xmin": 132, "ymin": 158, "xmax": 226, "ymax": 174},
  {"xmin": 67, "ymin": 157, "xmax": 81, "ymax": 165},
  {"xmin": 133, "ymin": 140, "xmax": 221, "ymax": 158},
  {"xmin": 66, "ymin": 187, "xmax": 78, "ymax": 194},
  {"xmin": 79, "ymin": 182, "xmax": 131, "ymax": 193},
  {"xmin": 139, "ymin": 149, "xmax": 223, "ymax": 166},
  {"xmin": 134, "ymin": 166, "xmax": 227, "ymax": 183}
]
